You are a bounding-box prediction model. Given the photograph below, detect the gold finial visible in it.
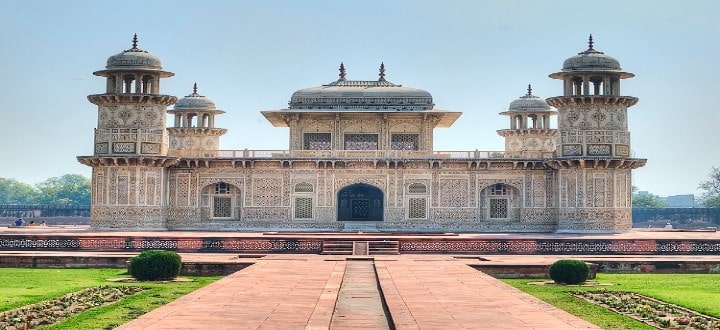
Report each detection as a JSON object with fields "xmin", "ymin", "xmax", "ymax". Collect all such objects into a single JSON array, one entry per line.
[
  {"xmin": 193, "ymin": 82, "xmax": 198, "ymax": 95},
  {"xmin": 527, "ymin": 84, "xmax": 533, "ymax": 96},
  {"xmin": 588, "ymin": 34, "xmax": 594, "ymax": 50},
  {"xmin": 379, "ymin": 62, "xmax": 386, "ymax": 81}
]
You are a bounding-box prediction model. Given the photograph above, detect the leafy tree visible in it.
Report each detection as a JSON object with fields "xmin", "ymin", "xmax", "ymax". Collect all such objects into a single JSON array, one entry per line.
[
  {"xmin": 699, "ymin": 166, "xmax": 720, "ymax": 208},
  {"xmin": 34, "ymin": 174, "xmax": 91, "ymax": 206},
  {"xmin": 0, "ymin": 178, "xmax": 39, "ymax": 204},
  {"xmin": 632, "ymin": 193, "xmax": 667, "ymax": 208},
  {"xmin": 631, "ymin": 186, "xmax": 667, "ymax": 208}
]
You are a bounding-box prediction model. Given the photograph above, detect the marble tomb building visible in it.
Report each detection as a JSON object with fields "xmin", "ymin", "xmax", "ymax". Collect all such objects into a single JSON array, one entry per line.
[{"xmin": 78, "ymin": 35, "xmax": 646, "ymax": 232}]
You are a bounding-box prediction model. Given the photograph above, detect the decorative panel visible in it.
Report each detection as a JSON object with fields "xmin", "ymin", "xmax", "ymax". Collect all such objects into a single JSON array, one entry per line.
[
  {"xmin": 140, "ymin": 142, "xmax": 160, "ymax": 154},
  {"xmin": 344, "ymin": 134, "xmax": 378, "ymax": 150},
  {"xmin": 303, "ymin": 133, "xmax": 331, "ymax": 150},
  {"xmin": 252, "ymin": 178, "xmax": 283, "ymax": 206},
  {"xmin": 295, "ymin": 197, "xmax": 313, "ymax": 219},
  {"xmin": 562, "ymin": 144, "xmax": 582, "ymax": 156},
  {"xmin": 95, "ymin": 143, "xmax": 109, "ymax": 154},
  {"xmin": 408, "ymin": 197, "xmax": 427, "ymax": 219},
  {"xmin": 439, "ymin": 179, "xmax": 468, "ymax": 207},
  {"xmin": 113, "ymin": 142, "xmax": 135, "ymax": 153},
  {"xmin": 391, "ymin": 134, "xmax": 419, "ymax": 150},
  {"xmin": 489, "ymin": 199, "xmax": 508, "ymax": 219},
  {"xmin": 213, "ymin": 196, "xmax": 232, "ymax": 218}
]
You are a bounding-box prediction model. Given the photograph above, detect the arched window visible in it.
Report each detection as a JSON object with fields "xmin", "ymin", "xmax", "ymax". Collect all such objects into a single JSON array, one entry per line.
[
  {"xmin": 485, "ymin": 183, "xmax": 515, "ymax": 220},
  {"xmin": 202, "ymin": 182, "xmax": 239, "ymax": 219},
  {"xmin": 408, "ymin": 183, "xmax": 427, "ymax": 194},
  {"xmin": 294, "ymin": 182, "xmax": 314, "ymax": 193}
]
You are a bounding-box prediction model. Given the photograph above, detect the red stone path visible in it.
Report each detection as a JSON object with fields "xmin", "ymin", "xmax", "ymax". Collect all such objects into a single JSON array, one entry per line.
[{"xmin": 118, "ymin": 255, "xmax": 599, "ymax": 329}]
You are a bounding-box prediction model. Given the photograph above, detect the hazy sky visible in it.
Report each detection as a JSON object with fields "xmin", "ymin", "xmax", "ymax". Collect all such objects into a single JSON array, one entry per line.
[{"xmin": 1, "ymin": 0, "xmax": 718, "ymax": 197}]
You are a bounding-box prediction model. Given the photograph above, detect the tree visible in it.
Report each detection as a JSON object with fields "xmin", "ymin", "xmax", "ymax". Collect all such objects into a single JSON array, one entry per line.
[
  {"xmin": 34, "ymin": 174, "xmax": 91, "ymax": 206},
  {"xmin": 631, "ymin": 186, "xmax": 667, "ymax": 208},
  {"xmin": 699, "ymin": 167, "xmax": 720, "ymax": 208},
  {"xmin": 632, "ymin": 194, "xmax": 667, "ymax": 208},
  {"xmin": 0, "ymin": 178, "xmax": 39, "ymax": 204}
]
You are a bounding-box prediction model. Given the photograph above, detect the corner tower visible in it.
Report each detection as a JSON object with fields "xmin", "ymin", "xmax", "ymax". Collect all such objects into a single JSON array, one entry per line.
[
  {"xmin": 78, "ymin": 35, "xmax": 178, "ymax": 230},
  {"xmin": 546, "ymin": 35, "xmax": 646, "ymax": 232}
]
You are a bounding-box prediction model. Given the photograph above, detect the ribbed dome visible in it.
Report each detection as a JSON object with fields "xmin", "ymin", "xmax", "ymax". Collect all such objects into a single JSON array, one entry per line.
[
  {"xmin": 507, "ymin": 85, "xmax": 552, "ymax": 112},
  {"xmin": 287, "ymin": 63, "xmax": 435, "ymax": 111},
  {"xmin": 105, "ymin": 35, "xmax": 163, "ymax": 71},
  {"xmin": 561, "ymin": 35, "xmax": 622, "ymax": 72},
  {"xmin": 174, "ymin": 84, "xmax": 217, "ymax": 110},
  {"xmin": 562, "ymin": 50, "xmax": 621, "ymax": 72}
]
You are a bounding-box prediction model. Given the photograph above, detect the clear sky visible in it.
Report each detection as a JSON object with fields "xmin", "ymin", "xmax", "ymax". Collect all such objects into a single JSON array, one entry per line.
[{"xmin": 0, "ymin": 0, "xmax": 718, "ymax": 198}]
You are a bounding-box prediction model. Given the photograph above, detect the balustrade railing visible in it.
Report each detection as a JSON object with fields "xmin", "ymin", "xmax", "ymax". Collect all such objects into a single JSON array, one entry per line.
[{"xmin": 168, "ymin": 149, "xmax": 556, "ymax": 159}]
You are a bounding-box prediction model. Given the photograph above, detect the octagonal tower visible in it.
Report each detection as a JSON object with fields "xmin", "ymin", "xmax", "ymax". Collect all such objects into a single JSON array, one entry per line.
[
  {"xmin": 547, "ymin": 35, "xmax": 646, "ymax": 232},
  {"xmin": 78, "ymin": 35, "xmax": 178, "ymax": 230}
]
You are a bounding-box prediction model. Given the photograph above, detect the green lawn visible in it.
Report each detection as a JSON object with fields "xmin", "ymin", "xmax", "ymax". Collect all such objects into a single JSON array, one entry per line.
[
  {"xmin": 0, "ymin": 268, "xmax": 220, "ymax": 329},
  {"xmin": 502, "ymin": 274, "xmax": 720, "ymax": 330}
]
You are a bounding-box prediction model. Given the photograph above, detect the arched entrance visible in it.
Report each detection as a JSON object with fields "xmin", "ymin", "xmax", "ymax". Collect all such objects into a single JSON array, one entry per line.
[{"xmin": 337, "ymin": 183, "xmax": 384, "ymax": 221}]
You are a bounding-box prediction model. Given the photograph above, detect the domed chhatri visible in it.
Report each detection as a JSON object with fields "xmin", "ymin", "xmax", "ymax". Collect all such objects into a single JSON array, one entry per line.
[
  {"xmin": 288, "ymin": 63, "xmax": 434, "ymax": 111},
  {"xmin": 167, "ymin": 83, "xmax": 227, "ymax": 154},
  {"xmin": 497, "ymin": 85, "xmax": 557, "ymax": 158},
  {"xmin": 507, "ymin": 84, "xmax": 552, "ymax": 112},
  {"xmin": 174, "ymin": 83, "xmax": 219, "ymax": 111}
]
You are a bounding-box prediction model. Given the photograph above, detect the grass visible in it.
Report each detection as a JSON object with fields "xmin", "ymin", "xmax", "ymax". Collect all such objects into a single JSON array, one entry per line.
[
  {"xmin": 502, "ymin": 274, "xmax": 720, "ymax": 329},
  {"xmin": 0, "ymin": 268, "xmax": 220, "ymax": 329}
]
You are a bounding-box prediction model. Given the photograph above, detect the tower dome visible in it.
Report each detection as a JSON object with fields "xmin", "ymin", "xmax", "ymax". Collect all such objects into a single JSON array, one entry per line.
[
  {"xmin": 174, "ymin": 84, "xmax": 218, "ymax": 110},
  {"xmin": 94, "ymin": 34, "xmax": 173, "ymax": 79},
  {"xmin": 508, "ymin": 85, "xmax": 552, "ymax": 112},
  {"xmin": 551, "ymin": 35, "xmax": 633, "ymax": 78},
  {"xmin": 105, "ymin": 34, "xmax": 163, "ymax": 71}
]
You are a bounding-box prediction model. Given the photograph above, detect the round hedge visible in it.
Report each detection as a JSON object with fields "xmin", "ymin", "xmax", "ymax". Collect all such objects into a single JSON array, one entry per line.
[
  {"xmin": 548, "ymin": 259, "xmax": 589, "ymax": 285},
  {"xmin": 128, "ymin": 250, "xmax": 182, "ymax": 281}
]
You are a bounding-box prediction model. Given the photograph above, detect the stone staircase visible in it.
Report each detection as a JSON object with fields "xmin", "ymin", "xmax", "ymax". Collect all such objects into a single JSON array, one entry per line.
[
  {"xmin": 341, "ymin": 221, "xmax": 379, "ymax": 232},
  {"xmin": 321, "ymin": 240, "xmax": 399, "ymax": 255}
]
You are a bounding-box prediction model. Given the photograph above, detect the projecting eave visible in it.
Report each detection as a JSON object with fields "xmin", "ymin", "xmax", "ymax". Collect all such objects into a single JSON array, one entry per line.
[
  {"xmin": 261, "ymin": 109, "xmax": 462, "ymax": 128},
  {"xmin": 432, "ymin": 109, "xmax": 462, "ymax": 128}
]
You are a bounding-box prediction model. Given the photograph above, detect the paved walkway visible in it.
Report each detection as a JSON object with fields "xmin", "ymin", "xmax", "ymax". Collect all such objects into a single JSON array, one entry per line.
[{"xmin": 118, "ymin": 255, "xmax": 599, "ymax": 329}]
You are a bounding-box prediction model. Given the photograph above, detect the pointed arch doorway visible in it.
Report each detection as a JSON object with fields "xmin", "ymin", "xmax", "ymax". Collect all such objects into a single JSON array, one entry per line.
[{"xmin": 337, "ymin": 183, "xmax": 384, "ymax": 221}]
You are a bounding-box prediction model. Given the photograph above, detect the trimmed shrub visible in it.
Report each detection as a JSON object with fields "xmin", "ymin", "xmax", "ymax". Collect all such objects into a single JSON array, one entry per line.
[
  {"xmin": 548, "ymin": 259, "xmax": 589, "ymax": 285},
  {"xmin": 128, "ymin": 250, "xmax": 182, "ymax": 281}
]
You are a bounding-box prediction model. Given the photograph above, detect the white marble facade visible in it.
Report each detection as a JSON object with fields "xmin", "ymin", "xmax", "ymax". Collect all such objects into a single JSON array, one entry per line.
[{"xmin": 78, "ymin": 35, "xmax": 646, "ymax": 232}]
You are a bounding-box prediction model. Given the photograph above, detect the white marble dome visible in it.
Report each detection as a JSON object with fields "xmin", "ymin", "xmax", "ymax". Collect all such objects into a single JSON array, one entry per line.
[
  {"xmin": 105, "ymin": 35, "xmax": 163, "ymax": 71},
  {"xmin": 561, "ymin": 35, "xmax": 622, "ymax": 72},
  {"xmin": 508, "ymin": 86, "xmax": 552, "ymax": 112},
  {"xmin": 175, "ymin": 85, "xmax": 217, "ymax": 110},
  {"xmin": 288, "ymin": 63, "xmax": 435, "ymax": 111}
]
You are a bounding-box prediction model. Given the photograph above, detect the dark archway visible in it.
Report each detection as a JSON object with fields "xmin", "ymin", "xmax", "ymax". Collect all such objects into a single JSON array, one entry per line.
[{"xmin": 337, "ymin": 183, "xmax": 384, "ymax": 221}]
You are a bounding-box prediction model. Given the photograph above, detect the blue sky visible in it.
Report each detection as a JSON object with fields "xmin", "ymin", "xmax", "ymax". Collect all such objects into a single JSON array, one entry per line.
[{"xmin": 0, "ymin": 0, "xmax": 718, "ymax": 197}]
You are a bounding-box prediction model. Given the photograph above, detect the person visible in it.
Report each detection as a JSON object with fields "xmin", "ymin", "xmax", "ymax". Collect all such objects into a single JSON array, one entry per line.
[
  {"xmin": 29, "ymin": 220, "xmax": 36, "ymax": 226},
  {"xmin": 40, "ymin": 220, "xmax": 46, "ymax": 226},
  {"xmin": 15, "ymin": 218, "xmax": 23, "ymax": 227}
]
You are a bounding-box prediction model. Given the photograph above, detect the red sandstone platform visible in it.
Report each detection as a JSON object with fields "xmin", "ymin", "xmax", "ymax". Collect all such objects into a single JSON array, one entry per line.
[
  {"xmin": 117, "ymin": 254, "xmax": 600, "ymax": 329},
  {"xmin": 1, "ymin": 227, "xmax": 718, "ymax": 256},
  {"xmin": 1, "ymin": 228, "xmax": 719, "ymax": 328}
]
